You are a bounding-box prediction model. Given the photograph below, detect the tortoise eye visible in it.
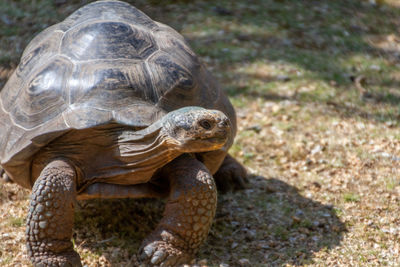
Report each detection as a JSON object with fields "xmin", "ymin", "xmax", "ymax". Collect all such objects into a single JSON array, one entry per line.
[{"xmin": 199, "ymin": 119, "xmax": 212, "ymax": 130}]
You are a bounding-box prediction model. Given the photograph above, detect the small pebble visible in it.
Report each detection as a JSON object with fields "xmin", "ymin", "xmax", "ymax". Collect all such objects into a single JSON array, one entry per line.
[
  {"xmin": 292, "ymin": 215, "xmax": 301, "ymax": 223},
  {"xmin": 1, "ymin": 233, "xmax": 11, "ymax": 239},
  {"xmin": 238, "ymin": 258, "xmax": 251, "ymax": 266},
  {"xmin": 198, "ymin": 259, "xmax": 208, "ymax": 265},
  {"xmin": 276, "ymin": 74, "xmax": 291, "ymax": 82}
]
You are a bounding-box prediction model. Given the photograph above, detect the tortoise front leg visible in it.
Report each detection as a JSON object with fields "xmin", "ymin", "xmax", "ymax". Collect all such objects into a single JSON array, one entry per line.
[
  {"xmin": 139, "ymin": 154, "xmax": 217, "ymax": 266},
  {"xmin": 26, "ymin": 160, "xmax": 81, "ymax": 267}
]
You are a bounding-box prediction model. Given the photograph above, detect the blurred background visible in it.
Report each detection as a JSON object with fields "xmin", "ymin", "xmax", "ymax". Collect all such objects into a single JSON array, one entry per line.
[{"xmin": 1, "ymin": 0, "xmax": 399, "ymax": 266}]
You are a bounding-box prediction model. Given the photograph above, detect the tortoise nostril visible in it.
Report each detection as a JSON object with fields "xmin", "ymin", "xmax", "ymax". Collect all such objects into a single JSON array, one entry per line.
[{"xmin": 218, "ymin": 118, "xmax": 230, "ymax": 128}]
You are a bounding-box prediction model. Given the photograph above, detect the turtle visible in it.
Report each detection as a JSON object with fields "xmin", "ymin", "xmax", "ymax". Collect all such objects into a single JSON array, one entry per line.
[{"xmin": 0, "ymin": 0, "xmax": 247, "ymax": 266}]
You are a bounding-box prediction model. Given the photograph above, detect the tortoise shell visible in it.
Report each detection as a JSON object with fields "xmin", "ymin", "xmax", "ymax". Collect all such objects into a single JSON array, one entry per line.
[{"xmin": 0, "ymin": 0, "xmax": 236, "ymax": 188}]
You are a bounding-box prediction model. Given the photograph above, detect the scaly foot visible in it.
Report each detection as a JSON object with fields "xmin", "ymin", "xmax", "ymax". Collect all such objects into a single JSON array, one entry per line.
[
  {"xmin": 139, "ymin": 229, "xmax": 193, "ymax": 266},
  {"xmin": 29, "ymin": 250, "xmax": 81, "ymax": 267}
]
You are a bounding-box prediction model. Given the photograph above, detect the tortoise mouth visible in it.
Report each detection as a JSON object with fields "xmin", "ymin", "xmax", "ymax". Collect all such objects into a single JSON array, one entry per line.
[
  {"xmin": 201, "ymin": 136, "xmax": 226, "ymax": 144},
  {"xmin": 176, "ymin": 135, "xmax": 227, "ymax": 152},
  {"xmin": 198, "ymin": 131, "xmax": 227, "ymax": 143},
  {"xmin": 198, "ymin": 127, "xmax": 229, "ymax": 144},
  {"xmin": 185, "ymin": 135, "xmax": 226, "ymax": 144}
]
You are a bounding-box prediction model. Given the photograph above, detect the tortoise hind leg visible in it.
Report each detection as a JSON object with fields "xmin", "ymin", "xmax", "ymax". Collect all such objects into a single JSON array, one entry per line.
[
  {"xmin": 139, "ymin": 154, "xmax": 217, "ymax": 266},
  {"xmin": 26, "ymin": 160, "xmax": 82, "ymax": 267},
  {"xmin": 0, "ymin": 167, "xmax": 13, "ymax": 183},
  {"xmin": 213, "ymin": 154, "xmax": 248, "ymax": 193}
]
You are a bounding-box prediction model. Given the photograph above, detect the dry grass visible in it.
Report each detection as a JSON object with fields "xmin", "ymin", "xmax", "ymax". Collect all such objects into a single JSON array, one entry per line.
[{"xmin": 1, "ymin": 0, "xmax": 400, "ymax": 266}]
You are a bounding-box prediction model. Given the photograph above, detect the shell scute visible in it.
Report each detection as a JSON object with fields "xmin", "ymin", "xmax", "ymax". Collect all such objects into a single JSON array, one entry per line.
[
  {"xmin": 1, "ymin": 71, "xmax": 23, "ymax": 112},
  {"xmin": 1, "ymin": 31, "xmax": 64, "ymax": 113},
  {"xmin": 60, "ymin": 0, "xmax": 157, "ymax": 32},
  {"xmin": 0, "ymin": 109, "xmax": 12, "ymax": 159},
  {"xmin": 154, "ymin": 28, "xmax": 198, "ymax": 62},
  {"xmin": 21, "ymin": 24, "xmax": 62, "ymax": 59},
  {"xmin": 61, "ymin": 21, "xmax": 157, "ymax": 61},
  {"xmin": 147, "ymin": 51, "xmax": 197, "ymax": 110},
  {"xmin": 69, "ymin": 60, "xmax": 155, "ymax": 109},
  {"xmin": 9, "ymin": 57, "xmax": 72, "ymax": 130},
  {"xmin": 63, "ymin": 106, "xmax": 113, "ymax": 129},
  {"xmin": 18, "ymin": 31, "xmax": 63, "ymax": 77}
]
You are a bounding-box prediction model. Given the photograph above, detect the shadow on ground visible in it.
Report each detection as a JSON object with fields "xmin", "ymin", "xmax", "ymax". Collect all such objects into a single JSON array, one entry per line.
[
  {"xmin": 74, "ymin": 176, "xmax": 345, "ymax": 266},
  {"xmin": 74, "ymin": 198, "xmax": 164, "ymax": 264}
]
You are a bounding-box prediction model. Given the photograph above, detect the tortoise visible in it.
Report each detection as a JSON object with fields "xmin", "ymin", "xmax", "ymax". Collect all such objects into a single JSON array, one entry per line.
[{"xmin": 0, "ymin": 0, "xmax": 247, "ymax": 266}]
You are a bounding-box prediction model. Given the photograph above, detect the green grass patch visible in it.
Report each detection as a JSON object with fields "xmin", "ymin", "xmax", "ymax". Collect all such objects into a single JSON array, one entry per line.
[
  {"xmin": 343, "ymin": 193, "xmax": 361, "ymax": 203},
  {"xmin": 385, "ymin": 177, "xmax": 399, "ymax": 191},
  {"xmin": 7, "ymin": 217, "xmax": 24, "ymax": 227}
]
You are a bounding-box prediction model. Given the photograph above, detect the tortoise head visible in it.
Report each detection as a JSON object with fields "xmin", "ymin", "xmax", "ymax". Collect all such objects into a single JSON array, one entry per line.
[{"xmin": 163, "ymin": 107, "xmax": 231, "ymax": 152}]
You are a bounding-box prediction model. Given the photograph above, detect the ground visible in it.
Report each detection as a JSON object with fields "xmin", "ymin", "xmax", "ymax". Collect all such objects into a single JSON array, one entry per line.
[{"xmin": 1, "ymin": 0, "xmax": 400, "ymax": 266}]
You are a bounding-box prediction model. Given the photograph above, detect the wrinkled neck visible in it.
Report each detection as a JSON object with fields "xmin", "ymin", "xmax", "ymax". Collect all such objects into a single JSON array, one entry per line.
[{"xmin": 116, "ymin": 119, "xmax": 181, "ymax": 171}]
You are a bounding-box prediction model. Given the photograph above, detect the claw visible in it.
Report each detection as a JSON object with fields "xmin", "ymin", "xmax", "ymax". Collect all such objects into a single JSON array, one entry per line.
[
  {"xmin": 138, "ymin": 239, "xmax": 193, "ymax": 266},
  {"xmin": 151, "ymin": 249, "xmax": 167, "ymax": 265},
  {"xmin": 141, "ymin": 244, "xmax": 156, "ymax": 259}
]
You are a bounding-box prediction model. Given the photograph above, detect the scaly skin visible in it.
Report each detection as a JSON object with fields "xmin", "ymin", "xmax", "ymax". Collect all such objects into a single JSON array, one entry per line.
[
  {"xmin": 139, "ymin": 154, "xmax": 217, "ymax": 266},
  {"xmin": 26, "ymin": 160, "xmax": 81, "ymax": 267}
]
